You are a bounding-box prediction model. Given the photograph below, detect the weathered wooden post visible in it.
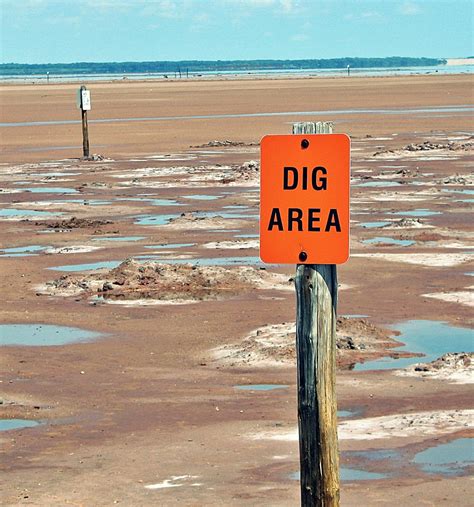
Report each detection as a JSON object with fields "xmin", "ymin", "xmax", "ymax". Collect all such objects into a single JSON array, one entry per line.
[
  {"xmin": 77, "ymin": 85, "xmax": 91, "ymax": 158},
  {"xmin": 260, "ymin": 122, "xmax": 349, "ymax": 506},
  {"xmin": 293, "ymin": 121, "xmax": 340, "ymax": 506}
]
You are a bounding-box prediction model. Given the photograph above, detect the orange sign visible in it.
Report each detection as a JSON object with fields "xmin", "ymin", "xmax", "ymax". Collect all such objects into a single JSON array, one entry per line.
[{"xmin": 260, "ymin": 134, "xmax": 350, "ymax": 264}]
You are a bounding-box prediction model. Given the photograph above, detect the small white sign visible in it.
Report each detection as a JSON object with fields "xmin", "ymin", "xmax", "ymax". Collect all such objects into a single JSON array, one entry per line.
[{"xmin": 81, "ymin": 90, "xmax": 91, "ymax": 111}]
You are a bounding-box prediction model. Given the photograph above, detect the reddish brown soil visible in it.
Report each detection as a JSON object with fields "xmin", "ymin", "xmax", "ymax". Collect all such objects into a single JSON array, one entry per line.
[{"xmin": 0, "ymin": 74, "xmax": 473, "ymax": 506}]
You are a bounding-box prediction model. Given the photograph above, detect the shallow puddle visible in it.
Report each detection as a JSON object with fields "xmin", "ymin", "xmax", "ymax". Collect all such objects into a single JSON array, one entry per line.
[
  {"xmin": 48, "ymin": 260, "xmax": 122, "ymax": 272},
  {"xmin": 441, "ymin": 188, "xmax": 474, "ymax": 195},
  {"xmin": 144, "ymin": 243, "xmax": 195, "ymax": 249},
  {"xmin": 134, "ymin": 214, "xmax": 180, "ymax": 226},
  {"xmin": 290, "ymin": 468, "xmax": 387, "ymax": 482},
  {"xmin": 135, "ymin": 256, "xmax": 262, "ymax": 266},
  {"xmin": 149, "ymin": 199, "xmax": 182, "ymax": 206},
  {"xmin": 340, "ymin": 314, "xmax": 369, "ymax": 319},
  {"xmin": 363, "ymin": 237, "xmax": 415, "ymax": 247},
  {"xmin": 91, "ymin": 236, "xmax": 146, "ymax": 242},
  {"xmin": 0, "ymin": 245, "xmax": 49, "ymax": 257},
  {"xmin": 234, "ymin": 384, "xmax": 289, "ymax": 391},
  {"xmin": 0, "ymin": 419, "xmax": 41, "ymax": 431},
  {"xmin": 356, "ymin": 181, "xmax": 402, "ymax": 188},
  {"xmin": 413, "ymin": 438, "xmax": 473, "ymax": 476},
  {"xmin": 235, "ymin": 234, "xmax": 259, "ymax": 238},
  {"xmin": 0, "ymin": 208, "xmax": 62, "ymax": 218},
  {"xmin": 359, "ymin": 221, "xmax": 391, "ymax": 228},
  {"xmin": 0, "ymin": 324, "xmax": 103, "ymax": 346},
  {"xmin": 182, "ymin": 194, "xmax": 221, "ymax": 200},
  {"xmin": 57, "ymin": 199, "xmax": 113, "ymax": 206},
  {"xmin": 21, "ymin": 187, "xmax": 78, "ymax": 194},
  {"xmin": 393, "ymin": 209, "xmax": 442, "ymax": 217},
  {"xmin": 355, "ymin": 320, "xmax": 474, "ymax": 371}
]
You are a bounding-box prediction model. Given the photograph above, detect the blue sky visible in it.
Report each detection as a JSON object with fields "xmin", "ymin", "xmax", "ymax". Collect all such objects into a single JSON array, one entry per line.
[{"xmin": 1, "ymin": 0, "xmax": 472, "ymax": 63}]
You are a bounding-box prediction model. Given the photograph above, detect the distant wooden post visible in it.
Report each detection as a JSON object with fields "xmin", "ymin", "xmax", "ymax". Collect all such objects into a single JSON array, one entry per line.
[
  {"xmin": 292, "ymin": 121, "xmax": 340, "ymax": 506},
  {"xmin": 77, "ymin": 85, "xmax": 91, "ymax": 158}
]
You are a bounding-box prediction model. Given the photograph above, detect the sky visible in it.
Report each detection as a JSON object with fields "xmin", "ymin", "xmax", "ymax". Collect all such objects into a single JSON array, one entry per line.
[{"xmin": 1, "ymin": 0, "xmax": 472, "ymax": 64}]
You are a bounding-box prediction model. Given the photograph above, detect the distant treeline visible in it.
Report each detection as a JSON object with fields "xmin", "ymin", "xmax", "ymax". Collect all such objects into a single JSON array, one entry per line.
[{"xmin": 1, "ymin": 57, "xmax": 446, "ymax": 76}]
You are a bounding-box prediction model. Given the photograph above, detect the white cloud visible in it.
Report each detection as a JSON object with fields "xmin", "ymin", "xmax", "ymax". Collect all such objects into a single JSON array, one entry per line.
[{"xmin": 399, "ymin": 2, "xmax": 421, "ymax": 15}]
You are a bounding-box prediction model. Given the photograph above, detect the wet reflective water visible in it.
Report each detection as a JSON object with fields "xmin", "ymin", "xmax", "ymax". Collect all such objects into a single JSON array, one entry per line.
[
  {"xmin": 359, "ymin": 221, "xmax": 391, "ymax": 228},
  {"xmin": 357, "ymin": 181, "xmax": 402, "ymax": 188},
  {"xmin": 22, "ymin": 187, "xmax": 78, "ymax": 194},
  {"xmin": 363, "ymin": 237, "xmax": 415, "ymax": 246},
  {"xmin": 290, "ymin": 468, "xmax": 387, "ymax": 482},
  {"xmin": 91, "ymin": 236, "xmax": 146, "ymax": 242},
  {"xmin": 3, "ymin": 105, "xmax": 472, "ymax": 128},
  {"xmin": 0, "ymin": 208, "xmax": 61, "ymax": 218},
  {"xmin": 48, "ymin": 260, "xmax": 122, "ymax": 272},
  {"xmin": 182, "ymin": 194, "xmax": 221, "ymax": 200},
  {"xmin": 0, "ymin": 419, "xmax": 41, "ymax": 431},
  {"xmin": 134, "ymin": 214, "xmax": 179, "ymax": 226},
  {"xmin": 355, "ymin": 320, "xmax": 474, "ymax": 371},
  {"xmin": 0, "ymin": 324, "xmax": 103, "ymax": 346},
  {"xmin": 393, "ymin": 209, "xmax": 442, "ymax": 217},
  {"xmin": 0, "ymin": 245, "xmax": 48, "ymax": 256},
  {"xmin": 234, "ymin": 384, "xmax": 289, "ymax": 391},
  {"xmin": 144, "ymin": 243, "xmax": 195, "ymax": 249},
  {"xmin": 413, "ymin": 438, "xmax": 473, "ymax": 476}
]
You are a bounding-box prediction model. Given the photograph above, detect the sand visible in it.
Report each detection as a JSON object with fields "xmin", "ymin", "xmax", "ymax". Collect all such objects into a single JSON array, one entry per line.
[{"xmin": 0, "ymin": 74, "xmax": 473, "ymax": 507}]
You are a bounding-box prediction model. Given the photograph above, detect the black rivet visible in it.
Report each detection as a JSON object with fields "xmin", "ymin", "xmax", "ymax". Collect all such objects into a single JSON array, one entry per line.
[
  {"xmin": 299, "ymin": 251, "xmax": 307, "ymax": 262},
  {"xmin": 301, "ymin": 139, "xmax": 309, "ymax": 149}
]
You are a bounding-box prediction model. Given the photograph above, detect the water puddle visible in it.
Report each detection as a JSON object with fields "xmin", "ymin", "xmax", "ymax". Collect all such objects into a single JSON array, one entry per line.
[
  {"xmin": 363, "ymin": 237, "xmax": 415, "ymax": 247},
  {"xmin": 393, "ymin": 209, "xmax": 442, "ymax": 217},
  {"xmin": 144, "ymin": 243, "xmax": 195, "ymax": 249},
  {"xmin": 56, "ymin": 199, "xmax": 113, "ymax": 206},
  {"xmin": 0, "ymin": 419, "xmax": 41, "ymax": 431},
  {"xmin": 234, "ymin": 384, "xmax": 289, "ymax": 391},
  {"xmin": 413, "ymin": 438, "xmax": 473, "ymax": 476},
  {"xmin": 21, "ymin": 187, "xmax": 78, "ymax": 194},
  {"xmin": 0, "ymin": 324, "xmax": 103, "ymax": 346},
  {"xmin": 290, "ymin": 468, "xmax": 387, "ymax": 482},
  {"xmin": 182, "ymin": 194, "xmax": 221, "ymax": 201},
  {"xmin": 194, "ymin": 211, "xmax": 259, "ymax": 220},
  {"xmin": 355, "ymin": 320, "xmax": 474, "ymax": 371},
  {"xmin": 0, "ymin": 208, "xmax": 62, "ymax": 218},
  {"xmin": 48, "ymin": 260, "xmax": 122, "ymax": 272},
  {"xmin": 149, "ymin": 199, "xmax": 182, "ymax": 206},
  {"xmin": 337, "ymin": 408, "xmax": 363, "ymax": 418},
  {"xmin": 0, "ymin": 245, "xmax": 50, "ymax": 257},
  {"xmin": 441, "ymin": 188, "xmax": 474, "ymax": 195},
  {"xmin": 357, "ymin": 181, "xmax": 402, "ymax": 188},
  {"xmin": 134, "ymin": 214, "xmax": 180, "ymax": 226},
  {"xmin": 91, "ymin": 236, "xmax": 146, "ymax": 242},
  {"xmin": 137, "ymin": 256, "xmax": 263, "ymax": 266},
  {"xmin": 341, "ymin": 314, "xmax": 369, "ymax": 319},
  {"xmin": 30, "ymin": 171, "xmax": 80, "ymax": 177},
  {"xmin": 5, "ymin": 106, "xmax": 473, "ymax": 128},
  {"xmin": 235, "ymin": 234, "xmax": 259, "ymax": 238},
  {"xmin": 359, "ymin": 221, "xmax": 391, "ymax": 228}
]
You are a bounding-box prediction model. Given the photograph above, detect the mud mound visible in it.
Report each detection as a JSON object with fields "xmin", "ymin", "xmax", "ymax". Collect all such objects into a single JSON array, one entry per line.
[
  {"xmin": 36, "ymin": 217, "xmax": 112, "ymax": 229},
  {"xmin": 220, "ymin": 160, "xmax": 259, "ymax": 184},
  {"xmin": 397, "ymin": 352, "xmax": 473, "ymax": 384},
  {"xmin": 383, "ymin": 218, "xmax": 425, "ymax": 229},
  {"xmin": 42, "ymin": 259, "xmax": 291, "ymax": 303},
  {"xmin": 167, "ymin": 213, "xmax": 247, "ymax": 230},
  {"xmin": 373, "ymin": 140, "xmax": 474, "ymax": 157},
  {"xmin": 438, "ymin": 174, "xmax": 473, "ymax": 185},
  {"xmin": 191, "ymin": 140, "xmax": 258, "ymax": 148},
  {"xmin": 212, "ymin": 318, "xmax": 400, "ymax": 369}
]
